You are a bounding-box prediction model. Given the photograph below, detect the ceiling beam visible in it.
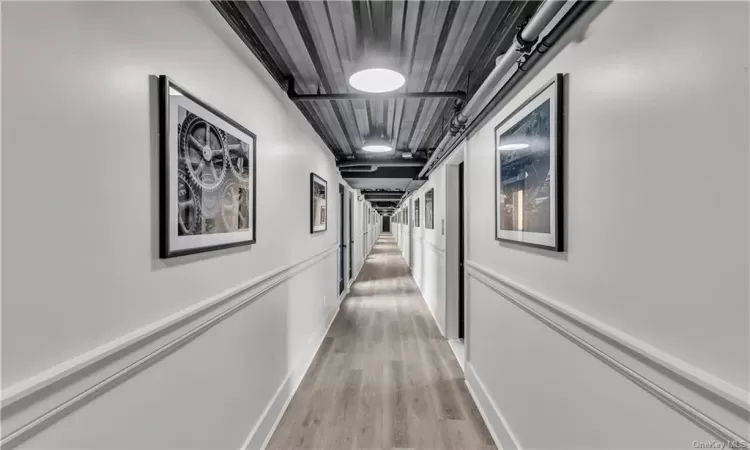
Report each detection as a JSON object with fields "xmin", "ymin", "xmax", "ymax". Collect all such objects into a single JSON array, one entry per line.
[
  {"xmin": 341, "ymin": 166, "xmax": 423, "ymax": 179},
  {"xmin": 289, "ymin": 89, "xmax": 467, "ymax": 102},
  {"xmin": 365, "ymin": 195, "xmax": 403, "ymax": 201}
]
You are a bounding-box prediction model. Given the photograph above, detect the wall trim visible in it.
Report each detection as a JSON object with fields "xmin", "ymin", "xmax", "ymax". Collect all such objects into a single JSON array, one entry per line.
[
  {"xmin": 464, "ymin": 362, "xmax": 521, "ymax": 450},
  {"xmin": 416, "ymin": 278, "xmax": 445, "ymax": 338},
  {"xmin": 242, "ymin": 306, "xmax": 340, "ymax": 450},
  {"xmin": 409, "ymin": 236, "xmax": 446, "ymax": 336},
  {"xmin": 348, "ymin": 230, "xmax": 379, "ymax": 289},
  {"xmin": 349, "ymin": 261, "xmax": 364, "ymax": 289},
  {"xmin": 0, "ymin": 245, "xmax": 338, "ymax": 448},
  {"xmin": 467, "ymin": 261, "xmax": 749, "ymax": 444}
]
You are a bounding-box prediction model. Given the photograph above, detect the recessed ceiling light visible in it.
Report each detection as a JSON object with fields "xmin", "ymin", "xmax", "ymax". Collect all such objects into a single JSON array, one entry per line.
[
  {"xmin": 349, "ymin": 68, "xmax": 405, "ymax": 93},
  {"xmin": 401, "ymin": 153, "xmax": 413, "ymax": 159},
  {"xmin": 498, "ymin": 143, "xmax": 530, "ymax": 151}
]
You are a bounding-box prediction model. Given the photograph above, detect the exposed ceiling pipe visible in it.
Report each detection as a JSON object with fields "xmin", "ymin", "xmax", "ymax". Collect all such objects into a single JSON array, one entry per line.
[
  {"xmin": 339, "ymin": 166, "xmax": 377, "ymax": 172},
  {"xmin": 418, "ymin": 0, "xmax": 568, "ymax": 178},
  {"xmin": 286, "ymin": 78, "xmax": 466, "ymax": 102},
  {"xmin": 424, "ymin": 1, "xmax": 596, "ymax": 178},
  {"xmin": 338, "ymin": 161, "xmax": 425, "ymax": 168},
  {"xmin": 338, "ymin": 161, "xmax": 425, "ymax": 174},
  {"xmin": 290, "ymin": 91, "xmax": 466, "ymax": 102}
]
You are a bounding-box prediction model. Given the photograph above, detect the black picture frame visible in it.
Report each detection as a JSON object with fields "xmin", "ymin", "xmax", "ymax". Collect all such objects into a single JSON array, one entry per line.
[
  {"xmin": 159, "ymin": 76, "xmax": 257, "ymax": 259},
  {"xmin": 310, "ymin": 172, "xmax": 328, "ymax": 233},
  {"xmin": 494, "ymin": 73, "xmax": 564, "ymax": 252},
  {"xmin": 425, "ymin": 188, "xmax": 434, "ymax": 229},
  {"xmin": 415, "ymin": 198, "xmax": 420, "ymax": 227}
]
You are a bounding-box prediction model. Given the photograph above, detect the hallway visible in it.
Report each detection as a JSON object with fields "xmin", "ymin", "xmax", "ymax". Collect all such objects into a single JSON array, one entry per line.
[{"xmin": 267, "ymin": 234, "xmax": 495, "ymax": 449}]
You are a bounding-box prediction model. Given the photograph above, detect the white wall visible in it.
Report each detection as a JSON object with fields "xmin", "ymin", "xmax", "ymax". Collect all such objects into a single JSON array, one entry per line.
[
  {"xmin": 397, "ymin": 167, "xmax": 448, "ymax": 334},
  {"xmin": 462, "ymin": 1, "xmax": 749, "ymax": 448},
  {"xmin": 1, "ymin": 1, "xmax": 373, "ymax": 448}
]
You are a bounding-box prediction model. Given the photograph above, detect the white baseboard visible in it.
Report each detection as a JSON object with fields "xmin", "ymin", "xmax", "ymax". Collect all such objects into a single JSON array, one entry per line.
[
  {"xmin": 348, "ymin": 236, "xmax": 377, "ymax": 289},
  {"xmin": 413, "ymin": 278, "xmax": 445, "ymax": 338},
  {"xmin": 349, "ymin": 261, "xmax": 364, "ymax": 289},
  {"xmin": 464, "ymin": 363, "xmax": 521, "ymax": 450},
  {"xmin": 242, "ymin": 306, "xmax": 340, "ymax": 450},
  {"xmin": 447, "ymin": 339, "xmax": 465, "ymax": 371}
]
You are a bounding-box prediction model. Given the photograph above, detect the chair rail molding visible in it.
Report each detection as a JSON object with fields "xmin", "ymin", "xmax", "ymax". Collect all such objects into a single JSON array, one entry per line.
[
  {"xmin": 1, "ymin": 244, "xmax": 338, "ymax": 448},
  {"xmin": 414, "ymin": 235, "xmax": 446, "ymax": 255},
  {"xmin": 467, "ymin": 260, "xmax": 750, "ymax": 444}
]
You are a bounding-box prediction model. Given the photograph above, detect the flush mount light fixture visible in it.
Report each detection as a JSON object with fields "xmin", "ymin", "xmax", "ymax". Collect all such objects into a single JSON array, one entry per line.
[
  {"xmin": 362, "ymin": 137, "xmax": 393, "ymax": 153},
  {"xmin": 498, "ymin": 143, "xmax": 530, "ymax": 151},
  {"xmin": 349, "ymin": 68, "xmax": 405, "ymax": 93},
  {"xmin": 363, "ymin": 143, "xmax": 393, "ymax": 153}
]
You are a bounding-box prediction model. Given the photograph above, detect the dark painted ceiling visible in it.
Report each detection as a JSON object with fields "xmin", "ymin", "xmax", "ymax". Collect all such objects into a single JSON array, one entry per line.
[{"xmin": 214, "ymin": 0, "xmax": 541, "ymax": 212}]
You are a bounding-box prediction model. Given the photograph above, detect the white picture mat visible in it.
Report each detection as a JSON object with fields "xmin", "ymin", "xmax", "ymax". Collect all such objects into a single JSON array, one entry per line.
[
  {"xmin": 311, "ymin": 173, "xmax": 326, "ymax": 232},
  {"xmin": 495, "ymin": 80, "xmax": 558, "ymax": 247},
  {"xmin": 168, "ymin": 92, "xmax": 254, "ymax": 252}
]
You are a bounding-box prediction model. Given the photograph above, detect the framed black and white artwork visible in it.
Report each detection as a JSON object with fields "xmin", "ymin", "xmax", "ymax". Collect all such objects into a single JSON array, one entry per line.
[
  {"xmin": 495, "ymin": 74, "xmax": 564, "ymax": 251},
  {"xmin": 159, "ymin": 76, "xmax": 256, "ymax": 258},
  {"xmin": 425, "ymin": 188, "xmax": 434, "ymax": 229},
  {"xmin": 310, "ymin": 173, "xmax": 327, "ymax": 233},
  {"xmin": 414, "ymin": 198, "xmax": 420, "ymax": 227}
]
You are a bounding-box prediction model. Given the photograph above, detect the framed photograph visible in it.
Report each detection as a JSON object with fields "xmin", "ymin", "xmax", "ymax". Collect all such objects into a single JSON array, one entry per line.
[
  {"xmin": 495, "ymin": 74, "xmax": 564, "ymax": 252},
  {"xmin": 414, "ymin": 198, "xmax": 420, "ymax": 227},
  {"xmin": 159, "ymin": 76, "xmax": 256, "ymax": 258},
  {"xmin": 495, "ymin": 74, "xmax": 564, "ymax": 251},
  {"xmin": 310, "ymin": 172, "xmax": 327, "ymax": 233},
  {"xmin": 425, "ymin": 188, "xmax": 434, "ymax": 229}
]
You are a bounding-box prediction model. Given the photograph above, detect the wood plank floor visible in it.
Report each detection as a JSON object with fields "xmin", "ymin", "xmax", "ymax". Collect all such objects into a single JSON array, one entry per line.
[{"xmin": 266, "ymin": 234, "xmax": 496, "ymax": 450}]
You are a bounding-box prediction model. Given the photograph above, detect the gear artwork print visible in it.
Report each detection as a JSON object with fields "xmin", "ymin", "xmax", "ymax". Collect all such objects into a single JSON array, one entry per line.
[{"xmin": 177, "ymin": 106, "xmax": 251, "ymax": 236}]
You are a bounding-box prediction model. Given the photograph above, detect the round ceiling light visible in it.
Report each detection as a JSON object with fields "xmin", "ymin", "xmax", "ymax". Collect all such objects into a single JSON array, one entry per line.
[
  {"xmin": 349, "ymin": 68, "xmax": 405, "ymax": 93},
  {"xmin": 362, "ymin": 136, "xmax": 393, "ymax": 153},
  {"xmin": 362, "ymin": 144, "xmax": 393, "ymax": 153}
]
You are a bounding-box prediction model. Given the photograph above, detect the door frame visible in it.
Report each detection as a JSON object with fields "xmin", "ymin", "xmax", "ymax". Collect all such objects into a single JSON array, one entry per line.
[
  {"xmin": 348, "ymin": 191, "xmax": 353, "ymax": 281},
  {"xmin": 338, "ymin": 184, "xmax": 345, "ymax": 296},
  {"xmin": 445, "ymin": 146, "xmax": 467, "ymax": 343},
  {"xmin": 458, "ymin": 162, "xmax": 465, "ymax": 340}
]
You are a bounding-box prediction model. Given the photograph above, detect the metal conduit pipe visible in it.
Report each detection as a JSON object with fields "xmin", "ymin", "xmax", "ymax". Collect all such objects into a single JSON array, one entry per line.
[
  {"xmin": 424, "ymin": 1, "xmax": 596, "ymax": 178},
  {"xmin": 291, "ymin": 91, "xmax": 466, "ymax": 102},
  {"xmin": 418, "ymin": 0, "xmax": 568, "ymax": 178},
  {"xmin": 455, "ymin": 0, "xmax": 567, "ymax": 125},
  {"xmin": 338, "ymin": 161, "xmax": 425, "ymax": 168},
  {"xmin": 338, "ymin": 160, "xmax": 425, "ymax": 173},
  {"xmin": 339, "ymin": 166, "xmax": 377, "ymax": 172}
]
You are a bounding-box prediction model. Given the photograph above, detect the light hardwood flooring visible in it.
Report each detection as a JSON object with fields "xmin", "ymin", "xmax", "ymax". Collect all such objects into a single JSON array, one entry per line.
[{"xmin": 266, "ymin": 233, "xmax": 495, "ymax": 450}]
